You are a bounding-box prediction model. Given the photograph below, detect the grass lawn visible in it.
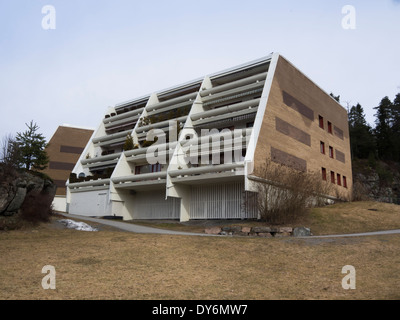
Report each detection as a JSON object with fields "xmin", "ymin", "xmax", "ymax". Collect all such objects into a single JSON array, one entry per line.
[
  {"xmin": 0, "ymin": 201, "xmax": 399, "ymax": 300},
  {"xmin": 129, "ymin": 201, "xmax": 400, "ymax": 236}
]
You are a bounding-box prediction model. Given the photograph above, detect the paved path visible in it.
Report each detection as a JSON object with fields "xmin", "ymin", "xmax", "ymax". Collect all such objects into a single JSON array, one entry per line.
[
  {"xmin": 303, "ymin": 229, "xmax": 400, "ymax": 238},
  {"xmin": 59, "ymin": 213, "xmax": 400, "ymax": 238},
  {"xmin": 59, "ymin": 213, "xmax": 212, "ymax": 236}
]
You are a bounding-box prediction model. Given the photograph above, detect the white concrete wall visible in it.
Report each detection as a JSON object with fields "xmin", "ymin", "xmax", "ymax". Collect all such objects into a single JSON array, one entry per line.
[
  {"xmin": 69, "ymin": 189, "xmax": 112, "ymax": 217},
  {"xmin": 129, "ymin": 190, "xmax": 180, "ymax": 219},
  {"xmin": 52, "ymin": 195, "xmax": 67, "ymax": 212}
]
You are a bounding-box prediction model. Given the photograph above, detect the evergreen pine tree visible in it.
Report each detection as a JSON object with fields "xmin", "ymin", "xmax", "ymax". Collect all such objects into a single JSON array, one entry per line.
[
  {"xmin": 391, "ymin": 93, "xmax": 400, "ymax": 161},
  {"xmin": 374, "ymin": 97, "xmax": 393, "ymax": 161},
  {"xmin": 348, "ymin": 103, "xmax": 375, "ymax": 159},
  {"xmin": 15, "ymin": 121, "xmax": 49, "ymax": 170}
]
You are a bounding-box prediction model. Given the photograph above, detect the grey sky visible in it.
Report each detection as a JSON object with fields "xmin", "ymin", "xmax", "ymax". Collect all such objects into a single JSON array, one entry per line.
[{"xmin": 0, "ymin": 0, "xmax": 399, "ymax": 141}]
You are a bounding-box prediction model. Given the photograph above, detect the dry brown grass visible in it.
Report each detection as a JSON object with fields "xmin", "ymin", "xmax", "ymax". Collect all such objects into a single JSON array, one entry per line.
[
  {"xmin": 0, "ymin": 218, "xmax": 399, "ymax": 300},
  {"xmin": 131, "ymin": 201, "xmax": 400, "ymax": 236},
  {"xmin": 307, "ymin": 201, "xmax": 400, "ymax": 235}
]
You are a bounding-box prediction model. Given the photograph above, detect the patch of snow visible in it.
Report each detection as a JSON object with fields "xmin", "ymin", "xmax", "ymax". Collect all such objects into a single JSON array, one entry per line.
[{"xmin": 58, "ymin": 219, "xmax": 98, "ymax": 232}]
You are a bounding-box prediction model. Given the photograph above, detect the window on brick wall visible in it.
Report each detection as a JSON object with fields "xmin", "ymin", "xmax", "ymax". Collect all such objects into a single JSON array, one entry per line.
[
  {"xmin": 337, "ymin": 173, "xmax": 341, "ymax": 186},
  {"xmin": 319, "ymin": 115, "xmax": 324, "ymax": 129},
  {"xmin": 322, "ymin": 167, "xmax": 327, "ymax": 181},
  {"xmin": 343, "ymin": 176, "xmax": 347, "ymax": 188},
  {"xmin": 328, "ymin": 121, "xmax": 333, "ymax": 134},
  {"xmin": 320, "ymin": 141, "xmax": 325, "ymax": 154},
  {"xmin": 331, "ymin": 171, "xmax": 335, "ymax": 184},
  {"xmin": 329, "ymin": 146, "xmax": 334, "ymax": 158}
]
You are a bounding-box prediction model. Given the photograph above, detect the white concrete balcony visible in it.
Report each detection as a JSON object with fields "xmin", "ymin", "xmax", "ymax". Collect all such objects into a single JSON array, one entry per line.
[
  {"xmin": 68, "ymin": 178, "xmax": 111, "ymax": 193},
  {"xmin": 146, "ymin": 100, "xmax": 193, "ymax": 118},
  {"xmin": 181, "ymin": 128, "xmax": 252, "ymax": 146},
  {"xmin": 201, "ymin": 80, "xmax": 265, "ymax": 108},
  {"xmin": 199, "ymin": 72, "xmax": 267, "ymax": 98},
  {"xmin": 135, "ymin": 116, "xmax": 187, "ymax": 136},
  {"xmin": 112, "ymin": 171, "xmax": 167, "ymax": 190},
  {"xmin": 124, "ymin": 141, "xmax": 178, "ymax": 164},
  {"xmin": 180, "ymin": 128, "xmax": 250, "ymax": 163},
  {"xmin": 80, "ymin": 152, "xmax": 121, "ymax": 169},
  {"xmin": 192, "ymin": 105, "xmax": 258, "ymax": 127},
  {"xmin": 103, "ymin": 108, "xmax": 143, "ymax": 131},
  {"xmin": 146, "ymin": 92, "xmax": 197, "ymax": 112},
  {"xmin": 191, "ymin": 98, "xmax": 260, "ymax": 122},
  {"xmin": 92, "ymin": 129, "xmax": 132, "ymax": 147},
  {"xmin": 169, "ymin": 162, "xmax": 245, "ymax": 184}
]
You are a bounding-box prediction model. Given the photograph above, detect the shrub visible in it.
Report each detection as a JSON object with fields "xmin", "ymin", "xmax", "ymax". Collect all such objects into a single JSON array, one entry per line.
[
  {"xmin": 252, "ymin": 161, "xmax": 333, "ymax": 224},
  {"xmin": 351, "ymin": 181, "xmax": 371, "ymax": 201},
  {"xmin": 20, "ymin": 190, "xmax": 54, "ymax": 224},
  {"xmin": 123, "ymin": 133, "xmax": 135, "ymax": 151}
]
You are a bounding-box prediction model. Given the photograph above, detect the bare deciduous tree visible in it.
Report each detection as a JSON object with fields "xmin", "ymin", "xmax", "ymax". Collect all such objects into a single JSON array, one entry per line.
[
  {"xmin": 0, "ymin": 133, "xmax": 20, "ymax": 169},
  {"xmin": 251, "ymin": 160, "xmax": 334, "ymax": 224}
]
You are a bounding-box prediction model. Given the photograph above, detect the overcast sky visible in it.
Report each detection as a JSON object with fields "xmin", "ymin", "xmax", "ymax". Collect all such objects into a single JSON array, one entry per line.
[{"xmin": 1, "ymin": 0, "xmax": 399, "ymax": 141}]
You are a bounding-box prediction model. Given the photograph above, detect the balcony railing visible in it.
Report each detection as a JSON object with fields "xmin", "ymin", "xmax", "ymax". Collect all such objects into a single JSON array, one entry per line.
[
  {"xmin": 190, "ymin": 98, "xmax": 260, "ymax": 122},
  {"xmin": 201, "ymin": 80, "xmax": 265, "ymax": 108},
  {"xmin": 104, "ymin": 112, "xmax": 142, "ymax": 133},
  {"xmin": 192, "ymin": 106, "xmax": 258, "ymax": 127},
  {"xmin": 112, "ymin": 171, "xmax": 167, "ymax": 188},
  {"xmin": 92, "ymin": 129, "xmax": 132, "ymax": 147},
  {"xmin": 124, "ymin": 141, "xmax": 178, "ymax": 164},
  {"xmin": 168, "ymin": 162, "xmax": 245, "ymax": 181},
  {"xmin": 68, "ymin": 178, "xmax": 111, "ymax": 192},
  {"xmin": 146, "ymin": 92, "xmax": 197, "ymax": 112},
  {"xmin": 81, "ymin": 152, "xmax": 121, "ymax": 166},
  {"xmin": 199, "ymin": 72, "xmax": 267, "ymax": 97},
  {"xmin": 103, "ymin": 107, "xmax": 144, "ymax": 125}
]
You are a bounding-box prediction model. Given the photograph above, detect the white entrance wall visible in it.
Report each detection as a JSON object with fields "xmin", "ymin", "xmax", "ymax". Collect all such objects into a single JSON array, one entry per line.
[{"xmin": 69, "ymin": 189, "xmax": 112, "ymax": 217}]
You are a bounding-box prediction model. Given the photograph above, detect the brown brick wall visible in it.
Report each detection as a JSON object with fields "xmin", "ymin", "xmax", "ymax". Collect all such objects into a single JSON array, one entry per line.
[
  {"xmin": 254, "ymin": 55, "xmax": 353, "ymax": 199},
  {"xmin": 41, "ymin": 126, "xmax": 93, "ymax": 196}
]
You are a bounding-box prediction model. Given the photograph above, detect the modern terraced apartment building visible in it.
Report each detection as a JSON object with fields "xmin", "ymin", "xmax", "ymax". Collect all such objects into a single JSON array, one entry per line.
[{"xmin": 67, "ymin": 53, "xmax": 352, "ymax": 221}]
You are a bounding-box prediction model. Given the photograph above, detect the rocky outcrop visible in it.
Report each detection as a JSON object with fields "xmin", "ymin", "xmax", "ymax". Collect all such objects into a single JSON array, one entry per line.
[
  {"xmin": 353, "ymin": 171, "xmax": 400, "ymax": 203},
  {"xmin": 204, "ymin": 225, "xmax": 311, "ymax": 237},
  {"xmin": 0, "ymin": 166, "xmax": 56, "ymax": 217}
]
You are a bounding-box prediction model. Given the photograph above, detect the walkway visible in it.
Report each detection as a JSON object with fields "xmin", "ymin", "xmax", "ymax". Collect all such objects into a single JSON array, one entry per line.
[
  {"xmin": 59, "ymin": 213, "xmax": 400, "ymax": 238},
  {"xmin": 59, "ymin": 213, "xmax": 212, "ymax": 236},
  {"xmin": 304, "ymin": 229, "xmax": 400, "ymax": 238}
]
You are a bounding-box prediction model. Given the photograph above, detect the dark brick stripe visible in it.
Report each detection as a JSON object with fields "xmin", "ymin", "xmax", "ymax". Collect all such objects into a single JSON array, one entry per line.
[
  {"xmin": 60, "ymin": 145, "xmax": 84, "ymax": 154},
  {"xmin": 282, "ymin": 91, "xmax": 314, "ymax": 121},
  {"xmin": 271, "ymin": 147, "xmax": 307, "ymax": 172},
  {"xmin": 275, "ymin": 117, "xmax": 311, "ymax": 146},
  {"xmin": 49, "ymin": 161, "xmax": 75, "ymax": 171}
]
